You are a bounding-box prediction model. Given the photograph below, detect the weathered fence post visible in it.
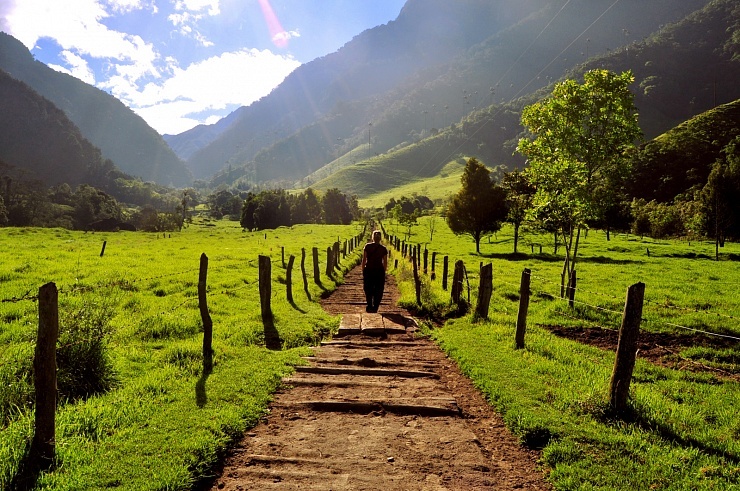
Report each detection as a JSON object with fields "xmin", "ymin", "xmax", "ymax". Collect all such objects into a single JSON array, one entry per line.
[
  {"xmin": 515, "ymin": 268, "xmax": 531, "ymax": 349},
  {"xmin": 568, "ymin": 269, "xmax": 577, "ymax": 308},
  {"xmin": 32, "ymin": 282, "xmax": 58, "ymax": 467},
  {"xmin": 258, "ymin": 255, "xmax": 272, "ymax": 318},
  {"xmin": 100, "ymin": 240, "xmax": 107, "ymax": 257},
  {"xmin": 423, "ymin": 248, "xmax": 428, "ymax": 274},
  {"xmin": 312, "ymin": 247, "xmax": 320, "ymax": 284},
  {"xmin": 281, "ymin": 246, "xmax": 285, "ymax": 268},
  {"xmin": 333, "ymin": 241, "xmax": 340, "ymax": 269},
  {"xmin": 413, "ymin": 251, "xmax": 421, "ymax": 305},
  {"xmin": 301, "ymin": 248, "xmax": 310, "ymax": 298},
  {"xmin": 431, "ymin": 251, "xmax": 436, "ymax": 273},
  {"xmin": 475, "ymin": 263, "xmax": 493, "ymax": 319},
  {"xmin": 199, "ymin": 253, "xmax": 213, "ymax": 373},
  {"xmin": 451, "ymin": 260, "xmax": 465, "ymax": 304},
  {"xmin": 286, "ymin": 254, "xmax": 295, "ymax": 303},
  {"xmin": 442, "ymin": 256, "xmax": 449, "ymax": 290},
  {"xmin": 609, "ymin": 282, "xmax": 646, "ymax": 414},
  {"xmin": 326, "ymin": 247, "xmax": 333, "ymax": 278}
]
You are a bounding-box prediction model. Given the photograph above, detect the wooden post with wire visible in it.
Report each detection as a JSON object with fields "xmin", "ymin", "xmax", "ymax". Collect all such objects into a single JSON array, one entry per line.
[
  {"xmin": 198, "ymin": 253, "xmax": 213, "ymax": 373},
  {"xmin": 100, "ymin": 240, "xmax": 107, "ymax": 257},
  {"xmin": 442, "ymin": 256, "xmax": 449, "ymax": 290},
  {"xmin": 326, "ymin": 247, "xmax": 334, "ymax": 278},
  {"xmin": 413, "ymin": 251, "xmax": 421, "ymax": 305},
  {"xmin": 301, "ymin": 248, "xmax": 310, "ymax": 298},
  {"xmin": 515, "ymin": 268, "xmax": 531, "ymax": 349},
  {"xmin": 476, "ymin": 263, "xmax": 493, "ymax": 319},
  {"xmin": 32, "ymin": 282, "xmax": 59, "ymax": 467},
  {"xmin": 286, "ymin": 254, "xmax": 295, "ymax": 303},
  {"xmin": 609, "ymin": 282, "xmax": 645, "ymax": 414}
]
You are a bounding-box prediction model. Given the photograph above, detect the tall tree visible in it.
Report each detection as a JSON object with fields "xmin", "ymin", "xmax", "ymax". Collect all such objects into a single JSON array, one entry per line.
[
  {"xmin": 517, "ymin": 69, "xmax": 641, "ymax": 295},
  {"xmin": 323, "ymin": 188, "xmax": 352, "ymax": 225},
  {"xmin": 701, "ymin": 136, "xmax": 740, "ymax": 260},
  {"xmin": 501, "ymin": 170, "xmax": 535, "ymax": 253},
  {"xmin": 446, "ymin": 158, "xmax": 508, "ymax": 253}
]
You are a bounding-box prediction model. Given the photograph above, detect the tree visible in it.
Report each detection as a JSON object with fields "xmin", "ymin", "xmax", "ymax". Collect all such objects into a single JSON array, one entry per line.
[
  {"xmin": 323, "ymin": 188, "xmax": 352, "ymax": 225},
  {"xmin": 446, "ymin": 158, "xmax": 508, "ymax": 253},
  {"xmin": 701, "ymin": 136, "xmax": 740, "ymax": 259},
  {"xmin": 517, "ymin": 69, "xmax": 641, "ymax": 295},
  {"xmin": 501, "ymin": 170, "xmax": 535, "ymax": 253}
]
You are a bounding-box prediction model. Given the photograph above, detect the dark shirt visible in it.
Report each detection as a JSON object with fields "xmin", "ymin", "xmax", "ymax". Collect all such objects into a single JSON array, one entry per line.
[{"xmin": 363, "ymin": 242, "xmax": 387, "ymax": 270}]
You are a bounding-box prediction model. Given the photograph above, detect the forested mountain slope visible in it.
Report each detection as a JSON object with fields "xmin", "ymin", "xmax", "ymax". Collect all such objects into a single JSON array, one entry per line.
[{"xmin": 0, "ymin": 33, "xmax": 191, "ymax": 187}]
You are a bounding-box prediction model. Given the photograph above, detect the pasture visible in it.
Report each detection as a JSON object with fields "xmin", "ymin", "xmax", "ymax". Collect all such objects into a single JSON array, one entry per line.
[
  {"xmin": 388, "ymin": 216, "xmax": 740, "ymax": 490},
  {"xmin": 0, "ymin": 219, "xmax": 363, "ymax": 490}
]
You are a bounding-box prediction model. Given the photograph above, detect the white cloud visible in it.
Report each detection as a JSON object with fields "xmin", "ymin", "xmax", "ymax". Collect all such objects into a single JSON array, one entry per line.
[
  {"xmin": 169, "ymin": 0, "xmax": 219, "ymax": 45},
  {"xmin": 273, "ymin": 29, "xmax": 300, "ymax": 45},
  {"xmin": 49, "ymin": 50, "xmax": 96, "ymax": 84},
  {"xmin": 129, "ymin": 48, "xmax": 301, "ymax": 134}
]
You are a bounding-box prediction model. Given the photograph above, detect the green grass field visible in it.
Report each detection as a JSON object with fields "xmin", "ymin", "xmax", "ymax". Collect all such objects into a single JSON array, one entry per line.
[
  {"xmin": 0, "ymin": 219, "xmax": 364, "ymax": 490},
  {"xmin": 388, "ymin": 216, "xmax": 740, "ymax": 490}
]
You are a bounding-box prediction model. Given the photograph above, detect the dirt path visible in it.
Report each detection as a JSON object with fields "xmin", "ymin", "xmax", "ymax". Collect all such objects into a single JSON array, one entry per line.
[{"xmin": 207, "ymin": 267, "xmax": 551, "ymax": 490}]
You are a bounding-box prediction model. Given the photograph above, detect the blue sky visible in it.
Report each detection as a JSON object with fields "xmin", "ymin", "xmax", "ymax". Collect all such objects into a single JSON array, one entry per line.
[{"xmin": 0, "ymin": 0, "xmax": 406, "ymax": 135}]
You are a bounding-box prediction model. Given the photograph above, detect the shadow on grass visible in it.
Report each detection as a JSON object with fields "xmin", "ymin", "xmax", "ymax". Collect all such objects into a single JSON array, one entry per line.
[
  {"xmin": 288, "ymin": 299, "xmax": 307, "ymax": 314},
  {"xmin": 196, "ymin": 364, "xmax": 211, "ymax": 408},
  {"xmin": 262, "ymin": 311, "xmax": 282, "ymax": 350},
  {"xmin": 9, "ymin": 445, "xmax": 54, "ymax": 491},
  {"xmin": 478, "ymin": 252, "xmax": 644, "ymax": 265}
]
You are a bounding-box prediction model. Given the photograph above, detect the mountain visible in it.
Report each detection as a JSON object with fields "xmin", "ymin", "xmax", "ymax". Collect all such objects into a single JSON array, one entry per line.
[
  {"xmin": 0, "ymin": 32, "xmax": 192, "ymax": 187},
  {"xmin": 178, "ymin": 0, "xmax": 717, "ymax": 189},
  {"xmin": 0, "ymin": 69, "xmax": 123, "ymax": 188}
]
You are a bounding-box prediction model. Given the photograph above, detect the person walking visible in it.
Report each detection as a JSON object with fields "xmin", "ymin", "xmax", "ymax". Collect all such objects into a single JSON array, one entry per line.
[{"xmin": 361, "ymin": 230, "xmax": 388, "ymax": 312}]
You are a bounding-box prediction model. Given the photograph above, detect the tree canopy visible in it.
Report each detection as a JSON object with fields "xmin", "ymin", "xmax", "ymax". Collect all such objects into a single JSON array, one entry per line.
[{"xmin": 446, "ymin": 158, "xmax": 507, "ymax": 253}]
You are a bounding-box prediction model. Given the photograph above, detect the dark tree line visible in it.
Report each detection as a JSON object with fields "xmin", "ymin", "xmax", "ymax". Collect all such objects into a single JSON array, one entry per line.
[{"xmin": 240, "ymin": 187, "xmax": 358, "ymax": 230}]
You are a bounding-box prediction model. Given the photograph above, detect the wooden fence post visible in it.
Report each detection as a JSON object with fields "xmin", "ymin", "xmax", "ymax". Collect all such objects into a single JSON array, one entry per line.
[
  {"xmin": 281, "ymin": 246, "xmax": 285, "ymax": 268},
  {"xmin": 301, "ymin": 248, "xmax": 310, "ymax": 298},
  {"xmin": 423, "ymin": 248, "xmax": 428, "ymax": 274},
  {"xmin": 312, "ymin": 247, "xmax": 320, "ymax": 284},
  {"xmin": 199, "ymin": 253, "xmax": 213, "ymax": 373},
  {"xmin": 326, "ymin": 247, "xmax": 333, "ymax": 278},
  {"xmin": 442, "ymin": 256, "xmax": 449, "ymax": 290},
  {"xmin": 431, "ymin": 251, "xmax": 436, "ymax": 273},
  {"xmin": 100, "ymin": 240, "xmax": 107, "ymax": 257},
  {"xmin": 32, "ymin": 282, "xmax": 59, "ymax": 466},
  {"xmin": 451, "ymin": 260, "xmax": 464, "ymax": 304},
  {"xmin": 258, "ymin": 255, "xmax": 272, "ymax": 318},
  {"xmin": 515, "ymin": 268, "xmax": 531, "ymax": 349},
  {"xmin": 413, "ymin": 251, "xmax": 421, "ymax": 305},
  {"xmin": 286, "ymin": 254, "xmax": 295, "ymax": 303},
  {"xmin": 609, "ymin": 282, "xmax": 646, "ymax": 413},
  {"xmin": 333, "ymin": 241, "xmax": 340, "ymax": 269},
  {"xmin": 568, "ymin": 269, "xmax": 577, "ymax": 308},
  {"xmin": 476, "ymin": 263, "xmax": 493, "ymax": 319}
]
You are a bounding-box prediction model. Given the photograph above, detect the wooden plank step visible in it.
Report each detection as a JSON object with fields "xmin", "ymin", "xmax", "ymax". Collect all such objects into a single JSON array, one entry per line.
[
  {"xmin": 294, "ymin": 366, "xmax": 439, "ymax": 378},
  {"xmin": 280, "ymin": 398, "xmax": 460, "ymax": 417},
  {"xmin": 320, "ymin": 340, "xmax": 424, "ymax": 348}
]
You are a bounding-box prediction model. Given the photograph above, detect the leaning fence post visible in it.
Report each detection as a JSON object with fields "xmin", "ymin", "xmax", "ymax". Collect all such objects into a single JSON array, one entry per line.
[
  {"xmin": 475, "ymin": 263, "xmax": 493, "ymax": 319},
  {"xmin": 198, "ymin": 253, "xmax": 213, "ymax": 373},
  {"xmin": 515, "ymin": 268, "xmax": 531, "ymax": 349},
  {"xmin": 100, "ymin": 240, "xmax": 107, "ymax": 257},
  {"xmin": 301, "ymin": 248, "xmax": 310, "ymax": 298},
  {"xmin": 451, "ymin": 260, "xmax": 464, "ymax": 304},
  {"xmin": 286, "ymin": 255, "xmax": 295, "ymax": 303},
  {"xmin": 32, "ymin": 282, "xmax": 59, "ymax": 467},
  {"xmin": 258, "ymin": 255, "xmax": 272, "ymax": 318},
  {"xmin": 609, "ymin": 282, "xmax": 645, "ymax": 414}
]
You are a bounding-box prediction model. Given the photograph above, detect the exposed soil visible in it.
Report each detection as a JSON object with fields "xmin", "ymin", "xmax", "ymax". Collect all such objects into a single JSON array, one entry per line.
[
  {"xmin": 546, "ymin": 325, "xmax": 740, "ymax": 381},
  {"xmin": 206, "ymin": 267, "xmax": 551, "ymax": 490}
]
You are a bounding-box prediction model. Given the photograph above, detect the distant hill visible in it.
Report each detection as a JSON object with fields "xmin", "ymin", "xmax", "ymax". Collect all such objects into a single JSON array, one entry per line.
[
  {"xmin": 629, "ymin": 98, "xmax": 740, "ymax": 203},
  {"xmin": 0, "ymin": 32, "xmax": 191, "ymax": 187},
  {"xmin": 179, "ymin": 0, "xmax": 717, "ymax": 189},
  {"xmin": 0, "ymin": 69, "xmax": 123, "ymax": 188}
]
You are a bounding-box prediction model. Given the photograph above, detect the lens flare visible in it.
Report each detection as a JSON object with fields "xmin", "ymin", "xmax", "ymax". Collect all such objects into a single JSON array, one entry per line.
[{"xmin": 257, "ymin": 0, "xmax": 289, "ymax": 48}]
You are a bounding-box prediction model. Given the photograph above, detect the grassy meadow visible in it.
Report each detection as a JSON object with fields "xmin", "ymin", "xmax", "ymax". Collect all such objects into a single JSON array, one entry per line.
[
  {"xmin": 0, "ymin": 218, "xmax": 364, "ymax": 490},
  {"xmin": 387, "ymin": 216, "xmax": 740, "ymax": 490}
]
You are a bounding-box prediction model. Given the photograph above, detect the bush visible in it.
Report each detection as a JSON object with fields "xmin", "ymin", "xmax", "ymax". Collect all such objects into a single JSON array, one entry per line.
[{"xmin": 56, "ymin": 295, "xmax": 118, "ymax": 401}]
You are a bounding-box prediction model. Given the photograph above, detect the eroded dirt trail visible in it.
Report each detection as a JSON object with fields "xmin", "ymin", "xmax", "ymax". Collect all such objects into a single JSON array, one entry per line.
[{"xmin": 208, "ymin": 267, "xmax": 550, "ymax": 490}]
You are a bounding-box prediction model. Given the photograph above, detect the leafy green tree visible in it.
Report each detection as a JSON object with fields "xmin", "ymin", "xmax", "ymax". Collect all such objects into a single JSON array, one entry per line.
[
  {"xmin": 701, "ymin": 136, "xmax": 740, "ymax": 259},
  {"xmin": 240, "ymin": 192, "xmax": 258, "ymax": 230},
  {"xmin": 517, "ymin": 69, "xmax": 641, "ymax": 294},
  {"xmin": 501, "ymin": 170, "xmax": 535, "ymax": 253},
  {"xmin": 323, "ymin": 188, "xmax": 352, "ymax": 225},
  {"xmin": 446, "ymin": 158, "xmax": 507, "ymax": 253},
  {"xmin": 291, "ymin": 188, "xmax": 323, "ymax": 224}
]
